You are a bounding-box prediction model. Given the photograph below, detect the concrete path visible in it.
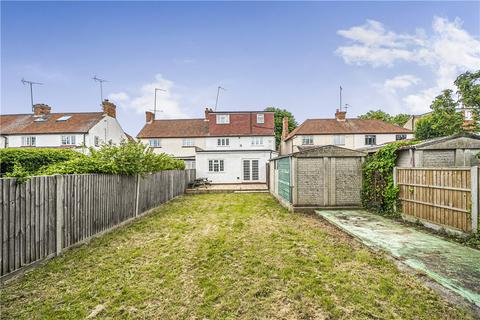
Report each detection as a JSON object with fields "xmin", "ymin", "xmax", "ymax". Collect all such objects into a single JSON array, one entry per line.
[{"xmin": 317, "ymin": 210, "xmax": 480, "ymax": 308}]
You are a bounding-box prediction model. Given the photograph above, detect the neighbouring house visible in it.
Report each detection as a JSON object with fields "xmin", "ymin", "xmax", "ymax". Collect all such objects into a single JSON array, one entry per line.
[
  {"xmin": 137, "ymin": 108, "xmax": 277, "ymax": 183},
  {"xmin": 403, "ymin": 107, "xmax": 479, "ymax": 132},
  {"xmin": 269, "ymin": 145, "xmax": 366, "ymax": 211},
  {"xmin": 395, "ymin": 133, "xmax": 480, "ymax": 168},
  {"xmin": 279, "ymin": 110, "xmax": 413, "ymax": 155},
  {"xmin": 0, "ymin": 100, "xmax": 128, "ymax": 151}
]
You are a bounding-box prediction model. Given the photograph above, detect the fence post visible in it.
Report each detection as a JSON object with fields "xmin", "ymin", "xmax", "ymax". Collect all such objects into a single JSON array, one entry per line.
[
  {"xmin": 55, "ymin": 175, "xmax": 64, "ymax": 255},
  {"xmin": 471, "ymin": 166, "xmax": 478, "ymax": 233},
  {"xmin": 393, "ymin": 167, "xmax": 398, "ymax": 212},
  {"xmin": 135, "ymin": 174, "xmax": 140, "ymax": 217}
]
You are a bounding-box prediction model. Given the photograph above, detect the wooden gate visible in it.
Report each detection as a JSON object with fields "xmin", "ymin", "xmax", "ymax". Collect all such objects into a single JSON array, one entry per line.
[{"xmin": 395, "ymin": 167, "xmax": 478, "ymax": 233}]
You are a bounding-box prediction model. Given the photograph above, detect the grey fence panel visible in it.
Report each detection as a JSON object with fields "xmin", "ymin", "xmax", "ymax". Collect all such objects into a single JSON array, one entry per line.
[{"xmin": 1, "ymin": 169, "xmax": 196, "ymax": 278}]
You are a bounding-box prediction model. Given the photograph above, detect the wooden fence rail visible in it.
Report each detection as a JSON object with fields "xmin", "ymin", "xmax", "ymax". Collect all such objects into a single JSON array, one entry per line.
[
  {"xmin": 0, "ymin": 170, "xmax": 195, "ymax": 278},
  {"xmin": 395, "ymin": 167, "xmax": 478, "ymax": 233}
]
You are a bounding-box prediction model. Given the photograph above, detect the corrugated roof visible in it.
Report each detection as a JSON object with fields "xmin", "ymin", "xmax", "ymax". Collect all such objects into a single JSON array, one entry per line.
[
  {"xmin": 286, "ymin": 118, "xmax": 412, "ymax": 140},
  {"xmin": 0, "ymin": 113, "xmax": 105, "ymax": 135},
  {"xmin": 137, "ymin": 119, "xmax": 209, "ymax": 138}
]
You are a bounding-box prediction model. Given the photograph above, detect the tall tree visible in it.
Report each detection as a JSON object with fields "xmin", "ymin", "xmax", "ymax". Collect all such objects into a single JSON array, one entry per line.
[
  {"xmin": 415, "ymin": 89, "xmax": 464, "ymax": 140},
  {"xmin": 264, "ymin": 107, "xmax": 297, "ymax": 149},
  {"xmin": 454, "ymin": 70, "xmax": 480, "ymax": 131},
  {"xmin": 359, "ymin": 110, "xmax": 410, "ymax": 127}
]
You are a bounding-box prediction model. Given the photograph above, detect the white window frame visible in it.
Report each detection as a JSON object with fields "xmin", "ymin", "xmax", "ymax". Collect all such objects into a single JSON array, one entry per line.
[
  {"xmin": 61, "ymin": 135, "xmax": 76, "ymax": 145},
  {"xmin": 217, "ymin": 138, "xmax": 230, "ymax": 146},
  {"xmin": 208, "ymin": 159, "xmax": 224, "ymax": 172},
  {"xmin": 216, "ymin": 114, "xmax": 230, "ymax": 124},
  {"xmin": 21, "ymin": 136, "xmax": 36, "ymax": 147},
  {"xmin": 395, "ymin": 134, "xmax": 407, "ymax": 141},
  {"xmin": 465, "ymin": 110, "xmax": 473, "ymax": 121},
  {"xmin": 149, "ymin": 139, "xmax": 161, "ymax": 148},
  {"xmin": 256, "ymin": 114, "xmax": 265, "ymax": 124},
  {"xmin": 251, "ymin": 137, "xmax": 264, "ymax": 146},
  {"xmin": 365, "ymin": 135, "xmax": 377, "ymax": 145},
  {"xmin": 301, "ymin": 135, "xmax": 314, "ymax": 145},
  {"xmin": 182, "ymin": 138, "xmax": 195, "ymax": 147},
  {"xmin": 333, "ymin": 135, "xmax": 345, "ymax": 146}
]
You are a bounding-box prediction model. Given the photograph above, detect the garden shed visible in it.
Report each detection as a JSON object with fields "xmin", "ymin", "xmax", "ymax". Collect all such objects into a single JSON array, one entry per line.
[
  {"xmin": 396, "ymin": 133, "xmax": 480, "ymax": 168},
  {"xmin": 269, "ymin": 145, "xmax": 366, "ymax": 211}
]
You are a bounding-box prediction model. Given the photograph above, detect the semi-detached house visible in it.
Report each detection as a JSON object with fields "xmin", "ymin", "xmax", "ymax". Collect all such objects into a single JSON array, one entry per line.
[
  {"xmin": 279, "ymin": 110, "xmax": 413, "ymax": 155},
  {"xmin": 0, "ymin": 100, "xmax": 128, "ymax": 151},
  {"xmin": 137, "ymin": 108, "xmax": 277, "ymax": 184}
]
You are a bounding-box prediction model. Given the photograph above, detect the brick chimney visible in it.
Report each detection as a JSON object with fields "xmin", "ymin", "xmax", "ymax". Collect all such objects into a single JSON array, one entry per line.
[
  {"xmin": 102, "ymin": 99, "xmax": 116, "ymax": 118},
  {"xmin": 33, "ymin": 104, "xmax": 51, "ymax": 117},
  {"xmin": 335, "ymin": 109, "xmax": 346, "ymax": 121},
  {"xmin": 204, "ymin": 107, "xmax": 213, "ymax": 120},
  {"xmin": 146, "ymin": 111, "xmax": 155, "ymax": 124},
  {"xmin": 281, "ymin": 116, "xmax": 289, "ymax": 140}
]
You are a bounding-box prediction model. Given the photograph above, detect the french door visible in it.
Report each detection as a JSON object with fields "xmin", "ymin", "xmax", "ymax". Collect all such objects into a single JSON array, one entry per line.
[{"xmin": 243, "ymin": 159, "xmax": 259, "ymax": 181}]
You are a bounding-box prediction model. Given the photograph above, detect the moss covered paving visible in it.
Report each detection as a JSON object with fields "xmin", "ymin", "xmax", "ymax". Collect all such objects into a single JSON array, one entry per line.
[{"xmin": 1, "ymin": 194, "xmax": 473, "ymax": 319}]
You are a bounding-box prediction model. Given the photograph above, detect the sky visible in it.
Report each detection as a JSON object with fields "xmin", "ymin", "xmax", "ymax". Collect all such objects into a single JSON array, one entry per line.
[{"xmin": 1, "ymin": 1, "xmax": 480, "ymax": 135}]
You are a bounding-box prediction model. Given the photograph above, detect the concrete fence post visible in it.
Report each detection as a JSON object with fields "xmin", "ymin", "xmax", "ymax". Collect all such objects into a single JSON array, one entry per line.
[
  {"xmin": 135, "ymin": 174, "xmax": 141, "ymax": 217},
  {"xmin": 55, "ymin": 175, "xmax": 64, "ymax": 255},
  {"xmin": 393, "ymin": 167, "xmax": 398, "ymax": 213},
  {"xmin": 471, "ymin": 166, "xmax": 478, "ymax": 233}
]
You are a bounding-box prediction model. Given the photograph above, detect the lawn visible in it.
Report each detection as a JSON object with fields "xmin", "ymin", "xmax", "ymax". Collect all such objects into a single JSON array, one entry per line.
[{"xmin": 0, "ymin": 193, "xmax": 473, "ymax": 319}]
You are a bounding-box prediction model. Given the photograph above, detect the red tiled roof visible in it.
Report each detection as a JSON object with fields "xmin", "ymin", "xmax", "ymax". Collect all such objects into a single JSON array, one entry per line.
[
  {"xmin": 207, "ymin": 112, "xmax": 275, "ymax": 136},
  {"xmin": 286, "ymin": 118, "xmax": 412, "ymax": 140},
  {"xmin": 137, "ymin": 119, "xmax": 209, "ymax": 138},
  {"xmin": 0, "ymin": 113, "xmax": 105, "ymax": 135}
]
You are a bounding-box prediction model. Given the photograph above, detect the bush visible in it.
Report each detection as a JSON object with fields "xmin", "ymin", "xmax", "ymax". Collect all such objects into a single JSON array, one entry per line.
[
  {"xmin": 361, "ymin": 141, "xmax": 417, "ymax": 216},
  {"xmin": 0, "ymin": 148, "xmax": 83, "ymax": 175}
]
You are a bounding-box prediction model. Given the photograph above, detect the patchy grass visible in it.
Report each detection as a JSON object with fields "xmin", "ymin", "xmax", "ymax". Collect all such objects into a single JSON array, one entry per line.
[{"xmin": 0, "ymin": 193, "xmax": 473, "ymax": 319}]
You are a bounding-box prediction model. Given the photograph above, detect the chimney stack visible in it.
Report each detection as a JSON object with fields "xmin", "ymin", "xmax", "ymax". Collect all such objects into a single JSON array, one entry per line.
[
  {"xmin": 33, "ymin": 104, "xmax": 51, "ymax": 117},
  {"xmin": 146, "ymin": 111, "xmax": 155, "ymax": 124},
  {"xmin": 281, "ymin": 116, "xmax": 289, "ymax": 140},
  {"xmin": 335, "ymin": 109, "xmax": 346, "ymax": 121},
  {"xmin": 204, "ymin": 107, "xmax": 213, "ymax": 120},
  {"xmin": 102, "ymin": 99, "xmax": 117, "ymax": 118}
]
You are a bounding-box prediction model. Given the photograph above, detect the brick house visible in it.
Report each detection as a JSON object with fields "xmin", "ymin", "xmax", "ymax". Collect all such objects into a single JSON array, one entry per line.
[
  {"xmin": 279, "ymin": 110, "xmax": 413, "ymax": 155},
  {"xmin": 137, "ymin": 108, "xmax": 277, "ymax": 183},
  {"xmin": 0, "ymin": 100, "xmax": 128, "ymax": 151}
]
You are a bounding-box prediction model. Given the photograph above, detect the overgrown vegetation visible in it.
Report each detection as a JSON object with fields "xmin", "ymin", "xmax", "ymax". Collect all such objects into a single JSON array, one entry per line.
[
  {"xmin": 361, "ymin": 140, "xmax": 417, "ymax": 216},
  {"xmin": 264, "ymin": 107, "xmax": 297, "ymax": 149},
  {"xmin": 359, "ymin": 110, "xmax": 410, "ymax": 127},
  {"xmin": 0, "ymin": 194, "xmax": 472, "ymax": 319},
  {"xmin": 1, "ymin": 141, "xmax": 184, "ymax": 180}
]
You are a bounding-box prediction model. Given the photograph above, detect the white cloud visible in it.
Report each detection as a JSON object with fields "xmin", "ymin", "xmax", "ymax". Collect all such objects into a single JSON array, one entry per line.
[
  {"xmin": 384, "ymin": 75, "xmax": 420, "ymax": 92},
  {"xmin": 336, "ymin": 17, "xmax": 480, "ymax": 113},
  {"xmin": 108, "ymin": 74, "xmax": 187, "ymax": 119}
]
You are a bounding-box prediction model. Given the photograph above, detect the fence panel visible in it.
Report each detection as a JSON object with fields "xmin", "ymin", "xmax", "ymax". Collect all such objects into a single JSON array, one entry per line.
[{"xmin": 396, "ymin": 167, "xmax": 475, "ymax": 232}]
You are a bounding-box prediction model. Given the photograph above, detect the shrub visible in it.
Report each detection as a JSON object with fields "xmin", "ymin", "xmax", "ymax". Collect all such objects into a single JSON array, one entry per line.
[
  {"xmin": 0, "ymin": 148, "xmax": 83, "ymax": 175},
  {"xmin": 361, "ymin": 141, "xmax": 417, "ymax": 216}
]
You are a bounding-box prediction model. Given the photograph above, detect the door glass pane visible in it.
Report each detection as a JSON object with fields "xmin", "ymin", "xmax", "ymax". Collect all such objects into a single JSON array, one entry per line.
[
  {"xmin": 243, "ymin": 160, "xmax": 250, "ymax": 180},
  {"xmin": 252, "ymin": 160, "xmax": 259, "ymax": 180}
]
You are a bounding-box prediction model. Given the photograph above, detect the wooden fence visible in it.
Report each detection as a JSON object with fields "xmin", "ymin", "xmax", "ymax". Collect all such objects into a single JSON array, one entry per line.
[
  {"xmin": 0, "ymin": 170, "xmax": 195, "ymax": 278},
  {"xmin": 395, "ymin": 167, "xmax": 478, "ymax": 233}
]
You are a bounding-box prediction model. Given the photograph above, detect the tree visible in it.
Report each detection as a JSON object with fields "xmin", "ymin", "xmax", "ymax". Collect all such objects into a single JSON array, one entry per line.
[
  {"xmin": 264, "ymin": 107, "xmax": 297, "ymax": 149},
  {"xmin": 359, "ymin": 110, "xmax": 410, "ymax": 127},
  {"xmin": 455, "ymin": 70, "xmax": 480, "ymax": 131},
  {"xmin": 415, "ymin": 90, "xmax": 464, "ymax": 140}
]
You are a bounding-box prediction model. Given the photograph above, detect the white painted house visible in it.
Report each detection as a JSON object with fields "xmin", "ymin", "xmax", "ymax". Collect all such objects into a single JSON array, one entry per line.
[
  {"xmin": 137, "ymin": 108, "xmax": 277, "ymax": 183},
  {"xmin": 0, "ymin": 100, "xmax": 128, "ymax": 151},
  {"xmin": 279, "ymin": 110, "xmax": 413, "ymax": 155}
]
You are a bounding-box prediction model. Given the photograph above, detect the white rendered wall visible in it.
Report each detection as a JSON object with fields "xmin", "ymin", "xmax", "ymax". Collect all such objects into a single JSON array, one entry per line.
[
  {"xmin": 139, "ymin": 137, "xmax": 206, "ymax": 158},
  {"xmin": 204, "ymin": 136, "xmax": 275, "ymax": 151}
]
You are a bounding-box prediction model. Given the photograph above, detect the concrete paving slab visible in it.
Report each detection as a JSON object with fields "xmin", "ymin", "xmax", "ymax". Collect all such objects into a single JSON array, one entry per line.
[{"xmin": 317, "ymin": 210, "xmax": 480, "ymax": 308}]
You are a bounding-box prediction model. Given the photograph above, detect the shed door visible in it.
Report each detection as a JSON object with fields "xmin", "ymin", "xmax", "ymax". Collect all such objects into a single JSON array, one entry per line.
[{"xmin": 277, "ymin": 157, "xmax": 291, "ymax": 202}]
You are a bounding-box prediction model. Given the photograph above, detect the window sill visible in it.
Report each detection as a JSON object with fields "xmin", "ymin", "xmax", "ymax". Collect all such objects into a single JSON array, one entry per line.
[{"xmin": 182, "ymin": 146, "xmax": 196, "ymax": 148}]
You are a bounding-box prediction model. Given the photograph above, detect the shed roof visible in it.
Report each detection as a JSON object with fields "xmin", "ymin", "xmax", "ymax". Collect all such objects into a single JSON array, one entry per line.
[
  {"xmin": 398, "ymin": 133, "xmax": 480, "ymax": 151},
  {"xmin": 271, "ymin": 145, "xmax": 366, "ymax": 160}
]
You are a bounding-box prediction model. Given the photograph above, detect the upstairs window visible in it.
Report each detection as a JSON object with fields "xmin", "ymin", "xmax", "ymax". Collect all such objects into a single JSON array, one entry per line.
[
  {"xmin": 94, "ymin": 136, "xmax": 100, "ymax": 147},
  {"xmin": 208, "ymin": 159, "xmax": 224, "ymax": 172},
  {"xmin": 217, "ymin": 138, "xmax": 230, "ymax": 146},
  {"xmin": 302, "ymin": 135, "xmax": 314, "ymax": 145},
  {"xmin": 61, "ymin": 135, "xmax": 76, "ymax": 145},
  {"xmin": 333, "ymin": 135, "xmax": 345, "ymax": 146},
  {"xmin": 396, "ymin": 134, "xmax": 407, "ymax": 141},
  {"xmin": 365, "ymin": 135, "xmax": 376, "ymax": 145},
  {"xmin": 256, "ymin": 114, "xmax": 265, "ymax": 124},
  {"xmin": 21, "ymin": 136, "xmax": 36, "ymax": 147},
  {"xmin": 149, "ymin": 139, "xmax": 161, "ymax": 148},
  {"xmin": 182, "ymin": 138, "xmax": 195, "ymax": 147},
  {"xmin": 216, "ymin": 114, "xmax": 230, "ymax": 124},
  {"xmin": 251, "ymin": 137, "xmax": 263, "ymax": 145}
]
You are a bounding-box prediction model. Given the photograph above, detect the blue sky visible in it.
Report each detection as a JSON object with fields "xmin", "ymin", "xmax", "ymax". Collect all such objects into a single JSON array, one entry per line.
[{"xmin": 2, "ymin": 1, "xmax": 479, "ymax": 135}]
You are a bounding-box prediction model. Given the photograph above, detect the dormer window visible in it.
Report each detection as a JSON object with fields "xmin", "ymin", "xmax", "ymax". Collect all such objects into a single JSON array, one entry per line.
[
  {"xmin": 256, "ymin": 114, "xmax": 264, "ymax": 124},
  {"xmin": 216, "ymin": 114, "xmax": 230, "ymax": 124}
]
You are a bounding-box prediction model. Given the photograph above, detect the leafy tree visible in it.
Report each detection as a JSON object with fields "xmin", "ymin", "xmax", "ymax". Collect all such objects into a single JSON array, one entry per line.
[
  {"xmin": 414, "ymin": 90, "xmax": 464, "ymax": 140},
  {"xmin": 455, "ymin": 70, "xmax": 480, "ymax": 131},
  {"xmin": 359, "ymin": 110, "xmax": 410, "ymax": 127},
  {"xmin": 264, "ymin": 107, "xmax": 297, "ymax": 149}
]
